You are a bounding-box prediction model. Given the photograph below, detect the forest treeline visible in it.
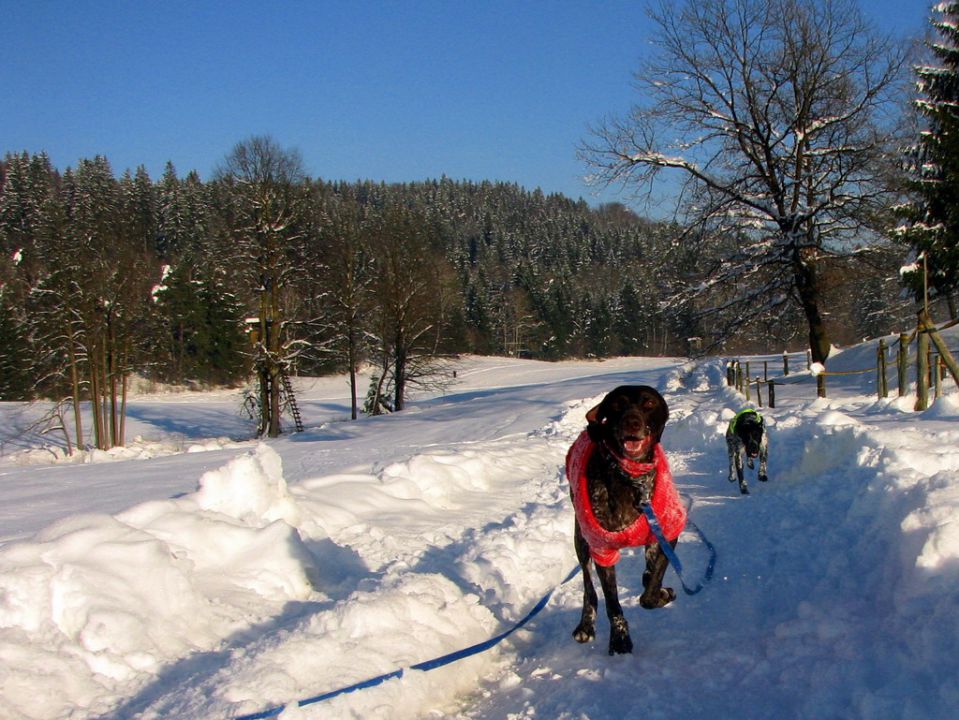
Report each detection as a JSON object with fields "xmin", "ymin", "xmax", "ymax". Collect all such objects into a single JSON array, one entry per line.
[{"xmin": 0, "ymin": 146, "xmax": 910, "ymax": 433}]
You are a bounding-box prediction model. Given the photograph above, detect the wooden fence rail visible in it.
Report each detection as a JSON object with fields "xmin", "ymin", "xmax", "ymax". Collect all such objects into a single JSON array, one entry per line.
[{"xmin": 726, "ymin": 310, "xmax": 959, "ymax": 410}]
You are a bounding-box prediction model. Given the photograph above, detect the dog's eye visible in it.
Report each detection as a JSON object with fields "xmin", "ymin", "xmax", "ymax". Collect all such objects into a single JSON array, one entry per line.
[{"xmin": 642, "ymin": 398, "xmax": 658, "ymax": 409}]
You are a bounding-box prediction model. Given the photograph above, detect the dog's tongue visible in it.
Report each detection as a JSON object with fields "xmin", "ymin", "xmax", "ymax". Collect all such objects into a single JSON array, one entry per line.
[{"xmin": 624, "ymin": 438, "xmax": 647, "ymax": 457}]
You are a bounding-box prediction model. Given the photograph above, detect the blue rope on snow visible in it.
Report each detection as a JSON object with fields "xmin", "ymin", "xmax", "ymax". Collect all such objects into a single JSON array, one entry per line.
[
  {"xmin": 641, "ymin": 503, "xmax": 717, "ymax": 595},
  {"xmin": 234, "ymin": 501, "xmax": 717, "ymax": 719},
  {"xmin": 233, "ymin": 566, "xmax": 580, "ymax": 720}
]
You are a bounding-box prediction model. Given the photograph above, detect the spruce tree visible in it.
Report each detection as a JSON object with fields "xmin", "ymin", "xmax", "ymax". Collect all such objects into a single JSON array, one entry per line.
[{"xmin": 898, "ymin": 2, "xmax": 959, "ymax": 315}]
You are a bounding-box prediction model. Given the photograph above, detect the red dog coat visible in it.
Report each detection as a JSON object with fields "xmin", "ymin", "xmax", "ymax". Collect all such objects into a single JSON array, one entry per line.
[{"xmin": 566, "ymin": 430, "xmax": 687, "ymax": 567}]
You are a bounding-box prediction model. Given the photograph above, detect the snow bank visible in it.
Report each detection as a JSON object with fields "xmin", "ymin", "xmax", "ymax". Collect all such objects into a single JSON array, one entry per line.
[
  {"xmin": 0, "ymin": 407, "xmax": 581, "ymax": 720},
  {"xmin": 0, "ymin": 444, "xmax": 322, "ymax": 719}
]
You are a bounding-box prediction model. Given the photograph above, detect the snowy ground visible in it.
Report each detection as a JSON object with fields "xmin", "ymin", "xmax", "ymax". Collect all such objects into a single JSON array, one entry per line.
[{"xmin": 1, "ymin": 336, "xmax": 959, "ymax": 720}]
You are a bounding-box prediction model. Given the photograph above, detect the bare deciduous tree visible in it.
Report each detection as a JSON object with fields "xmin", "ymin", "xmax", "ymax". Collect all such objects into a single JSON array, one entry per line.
[
  {"xmin": 581, "ymin": 0, "xmax": 907, "ymax": 362},
  {"xmin": 215, "ymin": 136, "xmax": 306, "ymax": 437},
  {"xmin": 366, "ymin": 206, "xmax": 457, "ymax": 413},
  {"xmin": 319, "ymin": 198, "xmax": 375, "ymax": 419}
]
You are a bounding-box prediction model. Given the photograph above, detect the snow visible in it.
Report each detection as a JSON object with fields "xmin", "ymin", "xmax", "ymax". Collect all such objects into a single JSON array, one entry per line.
[
  {"xmin": 901, "ymin": 261, "xmax": 921, "ymax": 276},
  {"xmin": 2, "ymin": 343, "xmax": 959, "ymax": 719}
]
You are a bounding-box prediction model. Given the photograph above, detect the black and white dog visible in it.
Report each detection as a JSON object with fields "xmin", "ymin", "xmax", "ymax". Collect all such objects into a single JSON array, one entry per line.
[{"xmin": 726, "ymin": 409, "xmax": 768, "ymax": 495}]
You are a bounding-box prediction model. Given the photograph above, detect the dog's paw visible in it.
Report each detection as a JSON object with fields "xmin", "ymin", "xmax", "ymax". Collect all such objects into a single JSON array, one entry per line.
[
  {"xmin": 640, "ymin": 586, "xmax": 676, "ymax": 609},
  {"xmin": 608, "ymin": 616, "xmax": 633, "ymax": 655},
  {"xmin": 759, "ymin": 474, "xmax": 768, "ymax": 482},
  {"xmin": 739, "ymin": 483, "xmax": 749, "ymax": 495},
  {"xmin": 572, "ymin": 623, "xmax": 595, "ymax": 644}
]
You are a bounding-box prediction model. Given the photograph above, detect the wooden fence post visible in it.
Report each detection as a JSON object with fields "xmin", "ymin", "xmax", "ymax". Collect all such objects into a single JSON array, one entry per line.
[
  {"xmin": 755, "ymin": 380, "xmax": 763, "ymax": 408},
  {"xmin": 916, "ymin": 325, "xmax": 930, "ymax": 411},
  {"xmin": 768, "ymin": 380, "xmax": 776, "ymax": 408},
  {"xmin": 935, "ymin": 355, "xmax": 943, "ymax": 399},
  {"xmin": 783, "ymin": 352, "xmax": 789, "ymax": 376},
  {"xmin": 918, "ymin": 309, "xmax": 959, "ymax": 388},
  {"xmin": 878, "ymin": 339, "xmax": 888, "ymax": 399},
  {"xmin": 898, "ymin": 332, "xmax": 909, "ymax": 397}
]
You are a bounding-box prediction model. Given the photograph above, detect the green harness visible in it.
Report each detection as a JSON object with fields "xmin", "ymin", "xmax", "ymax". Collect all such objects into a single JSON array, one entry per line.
[{"xmin": 729, "ymin": 408, "xmax": 762, "ymax": 434}]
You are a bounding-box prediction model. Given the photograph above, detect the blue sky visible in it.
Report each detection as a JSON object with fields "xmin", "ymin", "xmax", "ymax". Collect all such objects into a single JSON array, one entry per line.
[{"xmin": 0, "ymin": 0, "xmax": 931, "ymax": 208}]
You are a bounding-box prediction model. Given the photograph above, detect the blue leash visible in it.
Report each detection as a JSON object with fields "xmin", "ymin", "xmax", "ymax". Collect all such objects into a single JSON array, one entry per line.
[
  {"xmin": 234, "ymin": 566, "xmax": 580, "ymax": 720},
  {"xmin": 641, "ymin": 502, "xmax": 716, "ymax": 595},
  {"xmin": 234, "ymin": 506, "xmax": 716, "ymax": 719}
]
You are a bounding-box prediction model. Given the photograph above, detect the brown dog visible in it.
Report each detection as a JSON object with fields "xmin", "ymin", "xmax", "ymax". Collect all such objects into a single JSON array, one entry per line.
[{"xmin": 566, "ymin": 385, "xmax": 686, "ymax": 654}]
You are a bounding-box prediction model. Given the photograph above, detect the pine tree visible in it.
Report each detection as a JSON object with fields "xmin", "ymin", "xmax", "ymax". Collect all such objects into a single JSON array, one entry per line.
[
  {"xmin": 0, "ymin": 152, "xmax": 56, "ymax": 399},
  {"xmin": 898, "ymin": 2, "xmax": 959, "ymax": 316}
]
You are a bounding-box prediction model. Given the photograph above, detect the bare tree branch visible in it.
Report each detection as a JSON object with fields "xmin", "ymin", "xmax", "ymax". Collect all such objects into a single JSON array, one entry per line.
[{"xmin": 581, "ymin": 0, "xmax": 907, "ymax": 360}]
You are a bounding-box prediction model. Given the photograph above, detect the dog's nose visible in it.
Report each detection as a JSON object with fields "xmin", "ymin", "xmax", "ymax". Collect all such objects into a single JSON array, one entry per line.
[{"xmin": 622, "ymin": 412, "xmax": 646, "ymax": 436}]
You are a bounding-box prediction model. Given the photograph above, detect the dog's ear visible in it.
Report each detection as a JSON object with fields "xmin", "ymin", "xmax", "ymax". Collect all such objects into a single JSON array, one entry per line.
[
  {"xmin": 585, "ymin": 403, "xmax": 604, "ymax": 442},
  {"xmin": 585, "ymin": 404, "xmax": 600, "ymax": 424}
]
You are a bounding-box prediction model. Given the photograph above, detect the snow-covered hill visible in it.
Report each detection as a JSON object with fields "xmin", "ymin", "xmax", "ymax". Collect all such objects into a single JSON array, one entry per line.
[{"xmin": 1, "ymin": 343, "xmax": 958, "ymax": 719}]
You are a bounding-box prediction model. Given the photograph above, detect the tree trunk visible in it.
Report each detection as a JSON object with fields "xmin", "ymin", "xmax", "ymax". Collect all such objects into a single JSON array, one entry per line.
[
  {"xmin": 99, "ymin": 342, "xmax": 110, "ymax": 449},
  {"xmin": 258, "ymin": 364, "xmax": 270, "ymax": 436},
  {"xmin": 89, "ymin": 337, "xmax": 106, "ymax": 450},
  {"xmin": 269, "ymin": 367, "xmax": 281, "ymax": 437},
  {"xmin": 66, "ymin": 322, "xmax": 84, "ymax": 451},
  {"xmin": 347, "ymin": 325, "xmax": 358, "ymax": 420},
  {"xmin": 369, "ymin": 350, "xmax": 390, "ymax": 415},
  {"xmin": 792, "ymin": 245, "xmax": 831, "ymax": 364},
  {"xmin": 119, "ymin": 371, "xmax": 128, "ymax": 447},
  {"xmin": 269, "ymin": 282, "xmax": 283, "ymax": 437},
  {"xmin": 394, "ymin": 343, "xmax": 407, "ymax": 412},
  {"xmin": 109, "ymin": 319, "xmax": 119, "ymax": 447}
]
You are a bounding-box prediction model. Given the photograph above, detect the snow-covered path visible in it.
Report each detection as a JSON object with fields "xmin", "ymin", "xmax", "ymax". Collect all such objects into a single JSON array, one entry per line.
[
  {"xmin": 2, "ymin": 346, "xmax": 959, "ymax": 719},
  {"xmin": 451, "ymin": 358, "xmax": 959, "ymax": 720}
]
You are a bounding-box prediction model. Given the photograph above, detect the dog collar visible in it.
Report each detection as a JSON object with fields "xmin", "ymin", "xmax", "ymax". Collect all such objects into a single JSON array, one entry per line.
[{"xmin": 600, "ymin": 440, "xmax": 656, "ymax": 478}]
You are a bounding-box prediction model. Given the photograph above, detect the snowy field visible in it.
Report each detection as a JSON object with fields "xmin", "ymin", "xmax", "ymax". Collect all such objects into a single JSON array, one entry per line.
[{"xmin": 2, "ymin": 335, "xmax": 959, "ymax": 720}]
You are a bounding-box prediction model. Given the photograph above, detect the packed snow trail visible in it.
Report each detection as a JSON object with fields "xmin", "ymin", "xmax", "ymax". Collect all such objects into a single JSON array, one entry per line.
[{"xmin": 455, "ymin": 359, "xmax": 959, "ymax": 720}]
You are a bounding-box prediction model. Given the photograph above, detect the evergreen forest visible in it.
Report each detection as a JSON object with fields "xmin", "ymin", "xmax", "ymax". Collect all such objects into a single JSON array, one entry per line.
[{"xmin": 0, "ymin": 149, "xmax": 912, "ymax": 410}]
